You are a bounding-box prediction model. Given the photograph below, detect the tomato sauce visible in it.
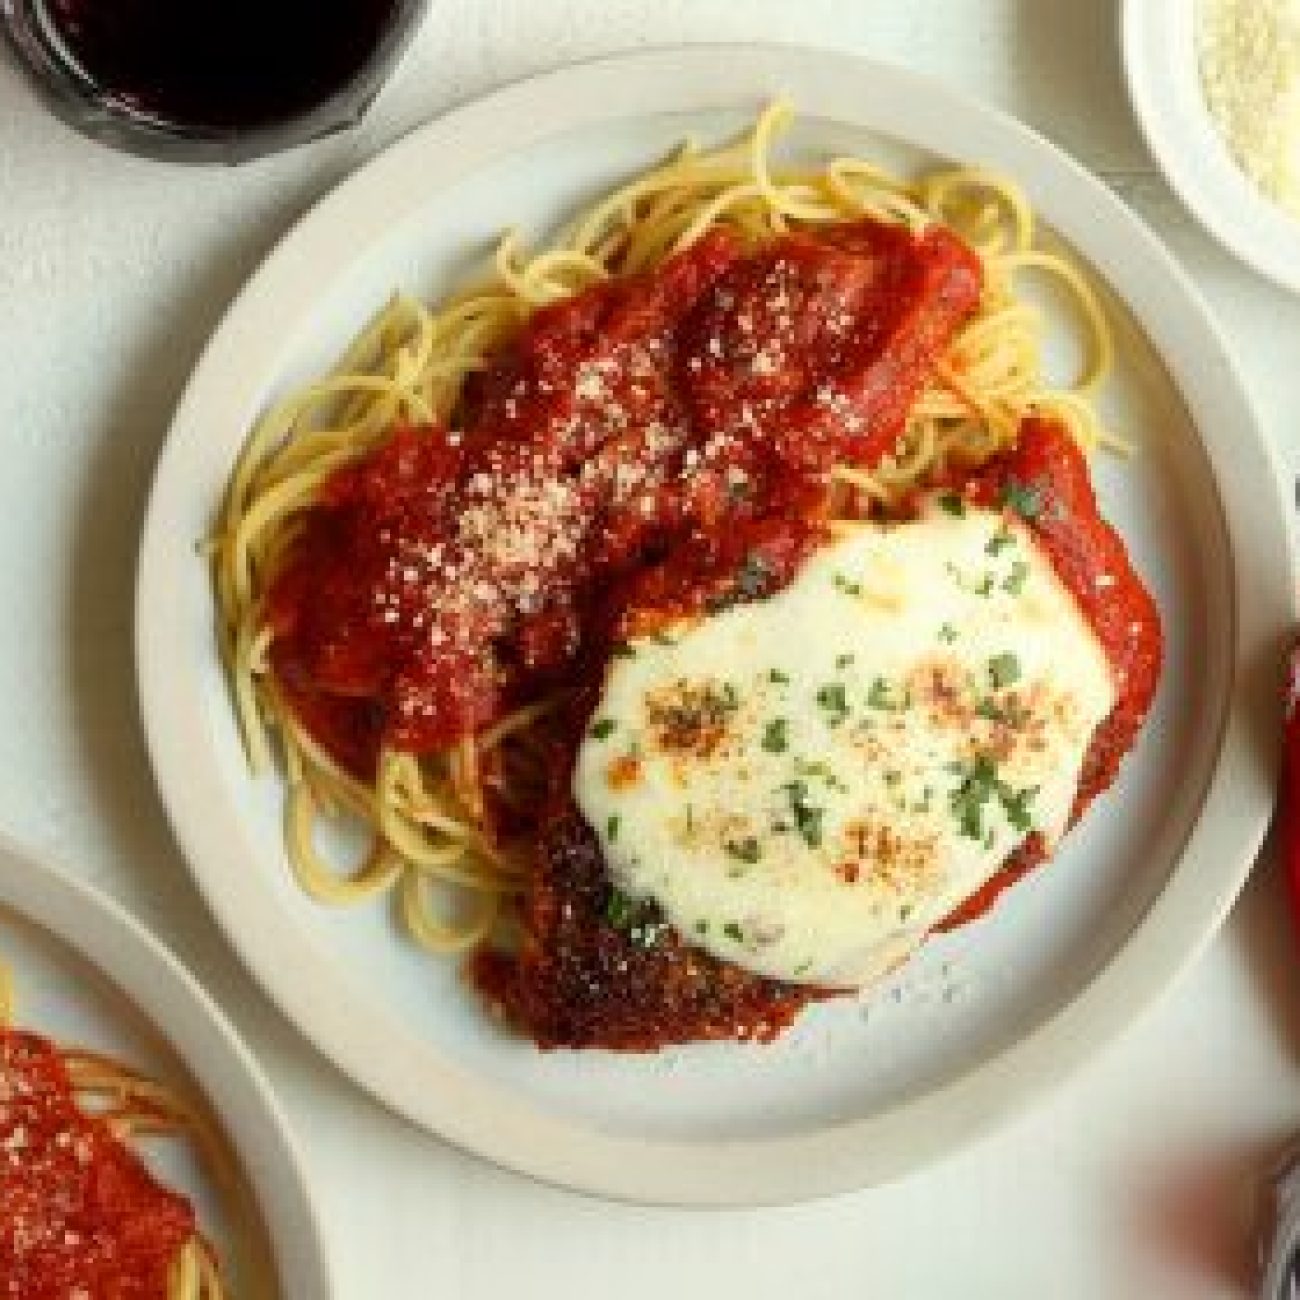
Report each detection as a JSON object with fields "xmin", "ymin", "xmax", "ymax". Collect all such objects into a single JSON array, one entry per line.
[
  {"xmin": 268, "ymin": 218, "xmax": 983, "ymax": 777},
  {"xmin": 936, "ymin": 417, "xmax": 1163, "ymax": 929},
  {"xmin": 0, "ymin": 1030, "xmax": 197, "ymax": 1299}
]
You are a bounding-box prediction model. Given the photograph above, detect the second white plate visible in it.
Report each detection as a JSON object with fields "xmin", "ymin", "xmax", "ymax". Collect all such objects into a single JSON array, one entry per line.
[{"xmin": 0, "ymin": 839, "xmax": 331, "ymax": 1295}]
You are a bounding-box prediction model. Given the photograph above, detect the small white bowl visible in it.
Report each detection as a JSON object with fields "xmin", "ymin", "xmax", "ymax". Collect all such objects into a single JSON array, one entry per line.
[{"xmin": 1122, "ymin": 0, "xmax": 1300, "ymax": 294}]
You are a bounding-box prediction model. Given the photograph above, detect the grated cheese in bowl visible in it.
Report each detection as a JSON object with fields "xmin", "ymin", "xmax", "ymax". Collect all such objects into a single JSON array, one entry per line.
[{"xmin": 1196, "ymin": 0, "xmax": 1300, "ymax": 218}]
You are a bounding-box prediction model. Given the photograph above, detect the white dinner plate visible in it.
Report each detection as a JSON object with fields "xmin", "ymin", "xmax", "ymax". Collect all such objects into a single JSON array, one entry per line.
[
  {"xmin": 136, "ymin": 45, "xmax": 1296, "ymax": 1206},
  {"xmin": 0, "ymin": 837, "xmax": 332, "ymax": 1295},
  {"xmin": 1122, "ymin": 0, "xmax": 1300, "ymax": 295}
]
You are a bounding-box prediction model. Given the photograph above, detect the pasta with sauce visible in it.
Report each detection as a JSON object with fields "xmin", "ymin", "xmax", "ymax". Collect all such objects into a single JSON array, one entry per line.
[{"xmin": 210, "ymin": 101, "xmax": 1125, "ymax": 999}]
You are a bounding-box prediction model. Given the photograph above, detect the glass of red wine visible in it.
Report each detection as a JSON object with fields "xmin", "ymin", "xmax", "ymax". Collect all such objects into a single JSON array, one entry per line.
[{"xmin": 0, "ymin": 0, "xmax": 427, "ymax": 163}]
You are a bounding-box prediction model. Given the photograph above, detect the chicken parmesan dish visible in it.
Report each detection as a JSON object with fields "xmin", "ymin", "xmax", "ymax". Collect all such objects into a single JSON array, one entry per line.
[{"xmin": 211, "ymin": 104, "xmax": 1161, "ymax": 1050}]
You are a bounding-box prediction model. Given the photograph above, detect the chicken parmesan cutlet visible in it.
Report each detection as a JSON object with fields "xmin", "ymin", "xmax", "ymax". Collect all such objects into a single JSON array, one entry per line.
[{"xmin": 474, "ymin": 418, "xmax": 1160, "ymax": 1049}]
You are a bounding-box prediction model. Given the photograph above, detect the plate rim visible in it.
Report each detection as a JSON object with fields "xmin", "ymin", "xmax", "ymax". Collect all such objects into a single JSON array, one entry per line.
[
  {"xmin": 1120, "ymin": 0, "xmax": 1300, "ymax": 295},
  {"xmin": 0, "ymin": 832, "xmax": 334, "ymax": 1294},
  {"xmin": 135, "ymin": 42, "xmax": 1297, "ymax": 1206}
]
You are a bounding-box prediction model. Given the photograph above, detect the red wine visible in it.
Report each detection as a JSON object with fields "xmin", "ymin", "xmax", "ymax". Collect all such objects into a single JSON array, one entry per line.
[{"xmin": 42, "ymin": 0, "xmax": 405, "ymax": 130}]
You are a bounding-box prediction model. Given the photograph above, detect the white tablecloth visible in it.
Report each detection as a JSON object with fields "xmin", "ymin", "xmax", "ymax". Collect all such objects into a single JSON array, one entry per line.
[{"xmin": 2, "ymin": 2, "xmax": 1298, "ymax": 1295}]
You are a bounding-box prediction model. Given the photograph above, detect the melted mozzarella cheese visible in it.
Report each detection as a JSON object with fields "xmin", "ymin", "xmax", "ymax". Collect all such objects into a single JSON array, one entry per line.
[{"xmin": 574, "ymin": 502, "xmax": 1117, "ymax": 988}]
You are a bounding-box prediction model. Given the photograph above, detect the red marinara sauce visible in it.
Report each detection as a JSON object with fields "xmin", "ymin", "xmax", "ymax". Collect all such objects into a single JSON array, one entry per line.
[
  {"xmin": 1, "ymin": 1030, "xmax": 197, "ymax": 1299},
  {"xmin": 267, "ymin": 218, "xmax": 983, "ymax": 779},
  {"xmin": 937, "ymin": 417, "xmax": 1163, "ymax": 929}
]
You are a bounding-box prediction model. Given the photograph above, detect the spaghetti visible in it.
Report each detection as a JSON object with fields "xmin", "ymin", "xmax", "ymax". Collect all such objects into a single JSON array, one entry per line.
[
  {"xmin": 0, "ymin": 961, "xmax": 225, "ymax": 1299},
  {"xmin": 211, "ymin": 102, "xmax": 1117, "ymax": 961}
]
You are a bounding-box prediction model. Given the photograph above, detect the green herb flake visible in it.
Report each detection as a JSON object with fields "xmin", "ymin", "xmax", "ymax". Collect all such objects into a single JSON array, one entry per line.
[
  {"xmin": 589, "ymin": 718, "xmax": 617, "ymax": 741},
  {"xmin": 783, "ymin": 780, "xmax": 826, "ymax": 848},
  {"xmin": 835, "ymin": 652, "xmax": 855, "ymax": 671},
  {"xmin": 939, "ymin": 491, "xmax": 966, "ymax": 517},
  {"xmin": 1002, "ymin": 561, "xmax": 1030, "ymax": 595},
  {"xmin": 611, "ymin": 641, "xmax": 636, "ymax": 659},
  {"xmin": 762, "ymin": 718, "xmax": 789, "ymax": 753},
  {"xmin": 604, "ymin": 888, "xmax": 638, "ymax": 930},
  {"xmin": 1000, "ymin": 478, "xmax": 1044, "ymax": 521},
  {"xmin": 606, "ymin": 815, "xmax": 621, "ymax": 843},
  {"xmin": 985, "ymin": 524, "xmax": 1015, "ymax": 556},
  {"xmin": 867, "ymin": 677, "xmax": 896, "ymax": 710},
  {"xmin": 977, "ymin": 697, "xmax": 1028, "ymax": 727},
  {"xmin": 949, "ymin": 753, "xmax": 1000, "ymax": 841},
  {"xmin": 723, "ymin": 921, "xmax": 745, "ymax": 944},
  {"xmin": 833, "ymin": 573, "xmax": 863, "ymax": 597},
  {"xmin": 938, "ymin": 622, "xmax": 959, "ymax": 644},
  {"xmin": 816, "ymin": 682, "xmax": 850, "ymax": 726},
  {"xmin": 988, "ymin": 653, "xmax": 1021, "ymax": 689},
  {"xmin": 695, "ymin": 919, "xmax": 710, "ymax": 936},
  {"xmin": 1000, "ymin": 783, "xmax": 1039, "ymax": 833},
  {"xmin": 769, "ymin": 668, "xmax": 790, "ymax": 685},
  {"xmin": 725, "ymin": 837, "xmax": 762, "ymax": 864}
]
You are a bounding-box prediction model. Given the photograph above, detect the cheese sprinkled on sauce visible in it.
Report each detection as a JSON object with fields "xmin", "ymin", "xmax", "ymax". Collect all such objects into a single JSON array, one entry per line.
[
  {"xmin": 574, "ymin": 503, "xmax": 1116, "ymax": 988},
  {"xmin": 1197, "ymin": 0, "xmax": 1300, "ymax": 217}
]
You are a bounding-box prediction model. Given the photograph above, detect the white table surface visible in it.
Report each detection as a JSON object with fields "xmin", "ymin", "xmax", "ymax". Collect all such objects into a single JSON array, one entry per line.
[{"xmin": 2, "ymin": 2, "xmax": 1299, "ymax": 1296}]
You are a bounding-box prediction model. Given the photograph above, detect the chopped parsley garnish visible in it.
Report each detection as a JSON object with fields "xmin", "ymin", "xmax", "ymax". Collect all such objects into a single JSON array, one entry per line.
[
  {"xmin": 720, "ymin": 681, "xmax": 739, "ymax": 711},
  {"xmin": 985, "ymin": 524, "xmax": 1015, "ymax": 556},
  {"xmin": 833, "ymin": 573, "xmax": 863, "ymax": 597},
  {"xmin": 723, "ymin": 921, "xmax": 745, "ymax": 944},
  {"xmin": 938, "ymin": 622, "xmax": 959, "ymax": 644},
  {"xmin": 695, "ymin": 919, "xmax": 709, "ymax": 935},
  {"xmin": 948, "ymin": 562, "xmax": 994, "ymax": 597},
  {"xmin": 1001, "ymin": 784, "xmax": 1039, "ymax": 833},
  {"xmin": 794, "ymin": 960, "xmax": 814, "ymax": 977},
  {"xmin": 606, "ymin": 815, "xmax": 621, "ymax": 842},
  {"xmin": 651, "ymin": 631, "xmax": 676, "ymax": 646},
  {"xmin": 769, "ymin": 668, "xmax": 790, "ymax": 685},
  {"xmin": 1002, "ymin": 561, "xmax": 1030, "ymax": 595},
  {"xmin": 939, "ymin": 492, "xmax": 966, "ymax": 517},
  {"xmin": 1000, "ymin": 478, "xmax": 1044, "ymax": 521},
  {"xmin": 604, "ymin": 887, "xmax": 638, "ymax": 930},
  {"xmin": 899, "ymin": 903, "xmax": 914, "ymax": 922},
  {"xmin": 605, "ymin": 888, "xmax": 667, "ymax": 948},
  {"xmin": 835, "ymin": 652, "xmax": 855, "ymax": 671},
  {"xmin": 868, "ymin": 677, "xmax": 898, "ymax": 710},
  {"xmin": 816, "ymin": 682, "xmax": 850, "ymax": 726},
  {"xmin": 762, "ymin": 718, "xmax": 789, "ymax": 753},
  {"xmin": 589, "ymin": 718, "xmax": 617, "ymax": 740},
  {"xmin": 725, "ymin": 836, "xmax": 762, "ymax": 864},
  {"xmin": 949, "ymin": 753, "xmax": 1039, "ymax": 840},
  {"xmin": 884, "ymin": 769, "xmax": 902, "ymax": 786},
  {"xmin": 611, "ymin": 641, "xmax": 636, "ymax": 659},
  {"xmin": 784, "ymin": 780, "xmax": 825, "ymax": 848},
  {"xmin": 949, "ymin": 754, "xmax": 1000, "ymax": 840},
  {"xmin": 988, "ymin": 653, "xmax": 1021, "ymax": 689},
  {"xmin": 976, "ymin": 697, "xmax": 1028, "ymax": 727}
]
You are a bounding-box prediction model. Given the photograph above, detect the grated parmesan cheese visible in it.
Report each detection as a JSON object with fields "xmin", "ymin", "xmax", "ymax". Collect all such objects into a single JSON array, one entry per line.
[{"xmin": 1197, "ymin": 0, "xmax": 1300, "ymax": 217}]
